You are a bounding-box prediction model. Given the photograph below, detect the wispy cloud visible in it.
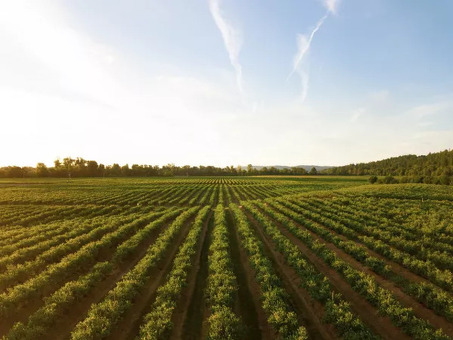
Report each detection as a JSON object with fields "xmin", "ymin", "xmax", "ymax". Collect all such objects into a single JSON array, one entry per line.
[
  {"xmin": 208, "ymin": 0, "xmax": 243, "ymax": 94},
  {"xmin": 288, "ymin": 14, "xmax": 327, "ymax": 102},
  {"xmin": 289, "ymin": 0, "xmax": 340, "ymax": 102},
  {"xmin": 323, "ymin": 0, "xmax": 340, "ymax": 15}
]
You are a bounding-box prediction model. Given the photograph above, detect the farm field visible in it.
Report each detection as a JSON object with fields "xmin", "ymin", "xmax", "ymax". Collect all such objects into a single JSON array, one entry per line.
[{"xmin": 0, "ymin": 176, "xmax": 452, "ymax": 340}]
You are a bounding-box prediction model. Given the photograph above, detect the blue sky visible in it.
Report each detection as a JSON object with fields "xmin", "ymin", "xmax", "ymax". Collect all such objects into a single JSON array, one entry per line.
[{"xmin": 0, "ymin": 0, "xmax": 452, "ymax": 167}]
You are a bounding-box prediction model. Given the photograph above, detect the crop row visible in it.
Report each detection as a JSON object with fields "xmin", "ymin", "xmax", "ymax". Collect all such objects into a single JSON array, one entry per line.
[
  {"xmin": 282, "ymin": 198, "xmax": 453, "ymax": 294},
  {"xmin": 268, "ymin": 199, "xmax": 453, "ymax": 322},
  {"xmin": 0, "ymin": 210, "xmax": 175, "ymax": 318},
  {"xmin": 138, "ymin": 205, "xmax": 211, "ymax": 339},
  {"xmin": 205, "ymin": 205, "xmax": 242, "ymax": 339},
  {"xmin": 229, "ymin": 204, "xmax": 308, "ymax": 339},
  {"xmin": 70, "ymin": 206, "xmax": 200, "ymax": 339},
  {"xmin": 241, "ymin": 202, "xmax": 378, "ymax": 340},
  {"xmin": 0, "ymin": 213, "xmax": 143, "ymax": 290},
  {"xmin": 0, "ymin": 181, "xmax": 315, "ymax": 210},
  {"xmin": 6, "ymin": 208, "xmax": 184, "ymax": 339},
  {"xmin": 252, "ymin": 201, "xmax": 449, "ymax": 339},
  {"xmin": 310, "ymin": 196, "xmax": 453, "ymax": 263}
]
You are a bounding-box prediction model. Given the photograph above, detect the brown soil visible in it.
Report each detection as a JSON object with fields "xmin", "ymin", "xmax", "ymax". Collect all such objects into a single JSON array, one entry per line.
[
  {"xmin": 104, "ymin": 215, "xmax": 197, "ymax": 340},
  {"xmin": 273, "ymin": 209, "xmax": 453, "ymax": 336},
  {"xmin": 0, "ymin": 222, "xmax": 140, "ymax": 336},
  {"xmin": 170, "ymin": 209, "xmax": 213, "ymax": 340},
  {"xmin": 300, "ymin": 202, "xmax": 453, "ymax": 290},
  {"xmin": 225, "ymin": 209, "xmax": 271, "ymax": 340},
  {"xmin": 256, "ymin": 210, "xmax": 411, "ymax": 340},
  {"xmin": 228, "ymin": 186, "xmax": 240, "ymax": 204},
  {"xmin": 327, "ymin": 218, "xmax": 452, "ymax": 291},
  {"xmin": 227, "ymin": 208, "xmax": 275, "ymax": 340},
  {"xmin": 244, "ymin": 211, "xmax": 339, "ymax": 340},
  {"xmin": 33, "ymin": 217, "xmax": 174, "ymax": 340}
]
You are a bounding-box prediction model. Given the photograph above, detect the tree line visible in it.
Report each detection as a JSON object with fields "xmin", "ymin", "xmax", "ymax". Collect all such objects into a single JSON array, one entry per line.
[
  {"xmin": 324, "ymin": 149, "xmax": 453, "ymax": 185},
  {"xmin": 0, "ymin": 157, "xmax": 318, "ymax": 178}
]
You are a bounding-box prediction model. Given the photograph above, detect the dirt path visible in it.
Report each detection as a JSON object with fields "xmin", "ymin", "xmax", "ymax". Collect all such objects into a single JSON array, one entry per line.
[
  {"xmin": 222, "ymin": 185, "xmax": 230, "ymax": 206},
  {"xmin": 179, "ymin": 185, "xmax": 203, "ymax": 206},
  {"xmin": 104, "ymin": 215, "xmax": 197, "ymax": 340},
  {"xmin": 170, "ymin": 209, "xmax": 213, "ymax": 340},
  {"xmin": 257, "ymin": 212, "xmax": 411, "ymax": 340},
  {"xmin": 0, "ymin": 216, "xmax": 153, "ymax": 336},
  {"xmin": 231, "ymin": 186, "xmax": 246, "ymax": 202},
  {"xmin": 273, "ymin": 210, "xmax": 453, "ymax": 336},
  {"xmin": 297, "ymin": 202, "xmax": 453, "ymax": 286},
  {"xmin": 40, "ymin": 218, "xmax": 174, "ymax": 340},
  {"xmin": 178, "ymin": 212, "xmax": 213, "ymax": 340},
  {"xmin": 228, "ymin": 186, "xmax": 240, "ymax": 204},
  {"xmin": 282, "ymin": 200, "xmax": 453, "ymax": 294},
  {"xmin": 227, "ymin": 208, "xmax": 274, "ymax": 340},
  {"xmin": 225, "ymin": 209, "xmax": 270, "ymax": 339},
  {"xmin": 244, "ymin": 211, "xmax": 339, "ymax": 340},
  {"xmin": 322, "ymin": 216, "xmax": 453, "ymax": 292}
]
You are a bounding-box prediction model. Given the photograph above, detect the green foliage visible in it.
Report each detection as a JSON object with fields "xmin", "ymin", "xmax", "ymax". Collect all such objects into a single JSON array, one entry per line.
[
  {"xmin": 230, "ymin": 204, "xmax": 307, "ymax": 339},
  {"xmin": 325, "ymin": 149, "xmax": 453, "ymax": 185},
  {"xmin": 243, "ymin": 202, "xmax": 378, "ymax": 339},
  {"xmin": 0, "ymin": 177, "xmax": 452, "ymax": 340},
  {"xmin": 138, "ymin": 206, "xmax": 210, "ymax": 340},
  {"xmin": 263, "ymin": 199, "xmax": 449, "ymax": 340},
  {"xmin": 207, "ymin": 305, "xmax": 243, "ymax": 340},
  {"xmin": 206, "ymin": 205, "xmax": 243, "ymax": 339},
  {"xmin": 70, "ymin": 206, "xmax": 200, "ymax": 340},
  {"xmin": 369, "ymin": 175, "xmax": 378, "ymax": 184}
]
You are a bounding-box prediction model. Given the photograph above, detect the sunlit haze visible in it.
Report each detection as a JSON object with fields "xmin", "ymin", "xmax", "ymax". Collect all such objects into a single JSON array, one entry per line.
[{"xmin": 1, "ymin": 0, "xmax": 452, "ymax": 167}]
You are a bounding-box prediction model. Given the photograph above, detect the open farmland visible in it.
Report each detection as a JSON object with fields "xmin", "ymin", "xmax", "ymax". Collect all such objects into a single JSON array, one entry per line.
[{"xmin": 0, "ymin": 177, "xmax": 452, "ymax": 340}]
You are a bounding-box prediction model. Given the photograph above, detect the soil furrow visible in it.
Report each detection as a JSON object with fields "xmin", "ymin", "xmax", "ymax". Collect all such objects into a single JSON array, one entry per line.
[
  {"xmin": 39, "ymin": 218, "xmax": 174, "ymax": 340},
  {"xmin": 292, "ymin": 202, "xmax": 453, "ymax": 295},
  {"xmin": 170, "ymin": 208, "xmax": 213, "ymax": 340},
  {"xmin": 258, "ymin": 211, "xmax": 411, "ymax": 340},
  {"xmin": 105, "ymin": 215, "xmax": 197, "ymax": 340},
  {"xmin": 274, "ymin": 208, "xmax": 453, "ymax": 336},
  {"xmin": 225, "ymin": 208, "xmax": 264, "ymax": 339},
  {"xmin": 227, "ymin": 208, "xmax": 274, "ymax": 340},
  {"xmin": 244, "ymin": 211, "xmax": 339, "ymax": 340}
]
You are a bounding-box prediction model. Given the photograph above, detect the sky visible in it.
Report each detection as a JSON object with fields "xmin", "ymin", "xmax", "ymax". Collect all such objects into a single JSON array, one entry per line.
[{"xmin": 0, "ymin": 0, "xmax": 452, "ymax": 167}]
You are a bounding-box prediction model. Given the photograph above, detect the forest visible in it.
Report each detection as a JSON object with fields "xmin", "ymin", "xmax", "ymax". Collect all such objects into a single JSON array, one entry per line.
[
  {"xmin": 0, "ymin": 158, "xmax": 313, "ymax": 178},
  {"xmin": 323, "ymin": 149, "xmax": 453, "ymax": 185},
  {"xmin": 1, "ymin": 149, "xmax": 452, "ymax": 186}
]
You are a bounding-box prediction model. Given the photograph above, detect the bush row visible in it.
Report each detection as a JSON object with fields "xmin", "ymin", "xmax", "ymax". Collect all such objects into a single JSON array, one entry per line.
[
  {"xmin": 243, "ymin": 202, "xmax": 377, "ymax": 340},
  {"xmin": 257, "ymin": 201, "xmax": 449, "ymax": 340},
  {"xmin": 229, "ymin": 204, "xmax": 307, "ymax": 339},
  {"xmin": 70, "ymin": 206, "xmax": 200, "ymax": 340},
  {"xmin": 271, "ymin": 199, "xmax": 453, "ymax": 322},
  {"xmin": 138, "ymin": 206, "xmax": 210, "ymax": 339},
  {"xmin": 206, "ymin": 205, "xmax": 242, "ymax": 339}
]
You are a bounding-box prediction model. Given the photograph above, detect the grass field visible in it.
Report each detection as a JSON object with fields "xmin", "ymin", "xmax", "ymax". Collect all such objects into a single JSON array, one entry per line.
[{"xmin": 0, "ymin": 176, "xmax": 452, "ymax": 339}]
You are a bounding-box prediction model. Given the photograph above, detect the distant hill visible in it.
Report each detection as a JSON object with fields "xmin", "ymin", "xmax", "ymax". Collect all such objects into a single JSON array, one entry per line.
[
  {"xmin": 323, "ymin": 149, "xmax": 453, "ymax": 185},
  {"xmin": 251, "ymin": 165, "xmax": 333, "ymax": 172}
]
